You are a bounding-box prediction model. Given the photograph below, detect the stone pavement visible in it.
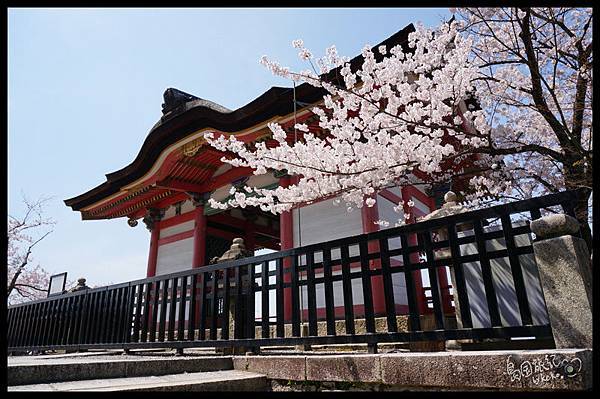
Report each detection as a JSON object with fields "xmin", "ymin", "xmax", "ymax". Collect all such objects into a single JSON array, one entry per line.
[{"xmin": 7, "ymin": 348, "xmax": 592, "ymax": 391}]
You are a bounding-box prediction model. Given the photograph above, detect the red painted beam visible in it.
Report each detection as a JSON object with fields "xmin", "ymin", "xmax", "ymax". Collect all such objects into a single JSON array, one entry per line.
[
  {"xmin": 201, "ymin": 166, "xmax": 254, "ymax": 193},
  {"xmin": 156, "ymin": 178, "xmax": 205, "ymax": 193},
  {"xmin": 379, "ymin": 189, "xmax": 403, "ymax": 206},
  {"xmin": 157, "ymin": 229, "xmax": 194, "ymax": 246}
]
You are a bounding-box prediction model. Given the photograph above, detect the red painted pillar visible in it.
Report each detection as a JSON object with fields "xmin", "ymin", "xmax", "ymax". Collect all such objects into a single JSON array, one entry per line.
[
  {"xmin": 279, "ymin": 176, "xmax": 294, "ymax": 322},
  {"xmin": 427, "ymin": 195, "xmax": 454, "ymax": 314},
  {"xmin": 191, "ymin": 201, "xmax": 207, "ymax": 269},
  {"xmin": 401, "ymin": 186, "xmax": 428, "ymax": 314},
  {"xmin": 361, "ymin": 195, "xmax": 387, "ymax": 316},
  {"xmin": 146, "ymin": 221, "xmax": 160, "ymax": 278}
]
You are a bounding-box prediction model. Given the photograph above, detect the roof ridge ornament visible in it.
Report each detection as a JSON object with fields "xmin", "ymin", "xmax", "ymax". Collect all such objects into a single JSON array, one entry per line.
[{"xmin": 162, "ymin": 88, "xmax": 201, "ymax": 115}]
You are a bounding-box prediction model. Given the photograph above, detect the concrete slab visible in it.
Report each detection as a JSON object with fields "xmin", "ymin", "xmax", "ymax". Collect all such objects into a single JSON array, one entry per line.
[
  {"xmin": 8, "ymin": 370, "xmax": 267, "ymax": 392},
  {"xmin": 8, "ymin": 355, "xmax": 233, "ymax": 386},
  {"xmin": 306, "ymin": 355, "xmax": 381, "ymax": 383},
  {"xmin": 380, "ymin": 349, "xmax": 592, "ymax": 391},
  {"xmin": 236, "ymin": 355, "xmax": 306, "ymax": 381},
  {"xmin": 236, "ymin": 349, "xmax": 592, "ymax": 391}
]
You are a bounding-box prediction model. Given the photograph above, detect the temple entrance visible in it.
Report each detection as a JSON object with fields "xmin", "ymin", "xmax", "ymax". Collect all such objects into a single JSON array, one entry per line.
[{"xmin": 204, "ymin": 206, "xmax": 280, "ymax": 262}]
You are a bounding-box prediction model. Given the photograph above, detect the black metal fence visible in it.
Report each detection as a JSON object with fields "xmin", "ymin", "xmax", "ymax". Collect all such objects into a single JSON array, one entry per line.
[{"xmin": 7, "ymin": 190, "xmax": 581, "ymax": 353}]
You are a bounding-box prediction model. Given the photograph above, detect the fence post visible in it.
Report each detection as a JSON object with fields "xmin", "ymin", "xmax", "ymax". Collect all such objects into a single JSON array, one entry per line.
[{"xmin": 530, "ymin": 213, "xmax": 593, "ymax": 348}]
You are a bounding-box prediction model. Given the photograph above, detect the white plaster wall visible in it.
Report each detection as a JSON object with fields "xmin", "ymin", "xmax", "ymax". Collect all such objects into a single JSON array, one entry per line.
[
  {"xmin": 159, "ymin": 220, "xmax": 194, "ymax": 239},
  {"xmin": 457, "ymin": 223, "xmax": 549, "ymax": 328},
  {"xmin": 292, "ymin": 197, "xmax": 363, "ymax": 248},
  {"xmin": 156, "ymin": 237, "xmax": 194, "ymax": 276}
]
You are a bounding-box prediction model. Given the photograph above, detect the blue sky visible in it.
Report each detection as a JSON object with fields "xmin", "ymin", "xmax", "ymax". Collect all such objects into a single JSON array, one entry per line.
[{"xmin": 8, "ymin": 8, "xmax": 451, "ymax": 287}]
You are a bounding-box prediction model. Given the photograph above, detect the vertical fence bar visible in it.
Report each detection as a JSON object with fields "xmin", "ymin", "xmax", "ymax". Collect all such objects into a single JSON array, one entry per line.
[
  {"xmin": 378, "ymin": 237, "xmax": 397, "ymax": 332},
  {"xmin": 158, "ymin": 280, "xmax": 168, "ymax": 342},
  {"xmin": 74, "ymin": 295, "xmax": 83, "ymax": 345},
  {"xmin": 29, "ymin": 303, "xmax": 41, "ymax": 348},
  {"xmin": 66, "ymin": 297, "xmax": 78, "ymax": 345},
  {"xmin": 24, "ymin": 304, "xmax": 34, "ymax": 347},
  {"xmin": 188, "ymin": 274, "xmax": 198, "ymax": 341},
  {"xmin": 421, "ymin": 231, "xmax": 445, "ymax": 330},
  {"xmin": 44, "ymin": 301, "xmax": 54, "ymax": 347},
  {"xmin": 306, "ymin": 252, "xmax": 318, "ymax": 336},
  {"xmin": 103, "ymin": 290, "xmax": 116, "ymax": 344},
  {"xmin": 178, "ymin": 276, "xmax": 188, "ymax": 341},
  {"xmin": 13, "ymin": 307, "xmax": 22, "ymax": 348},
  {"xmin": 51, "ymin": 299, "xmax": 63, "ymax": 347},
  {"xmin": 105, "ymin": 290, "xmax": 116, "ymax": 344},
  {"xmin": 87, "ymin": 292, "xmax": 99, "ymax": 344},
  {"xmin": 473, "ymin": 219, "xmax": 502, "ymax": 327},
  {"xmin": 55, "ymin": 298, "xmax": 67, "ymax": 347},
  {"xmin": 290, "ymin": 254, "xmax": 301, "ymax": 337},
  {"xmin": 221, "ymin": 269, "xmax": 231, "ymax": 340},
  {"xmin": 24, "ymin": 304, "xmax": 36, "ymax": 347},
  {"xmin": 149, "ymin": 281, "xmax": 160, "ymax": 342},
  {"xmin": 233, "ymin": 267, "xmax": 243, "ymax": 339},
  {"xmin": 359, "ymin": 240, "xmax": 376, "ymax": 334},
  {"xmin": 42, "ymin": 301, "xmax": 52, "ymax": 347},
  {"xmin": 21, "ymin": 304, "xmax": 33, "ymax": 348},
  {"xmin": 21, "ymin": 305, "xmax": 32, "ymax": 348},
  {"xmin": 7, "ymin": 308, "xmax": 16, "ymax": 348},
  {"xmin": 132, "ymin": 285, "xmax": 143, "ymax": 343},
  {"xmin": 84, "ymin": 293, "xmax": 95, "ymax": 345},
  {"xmin": 140, "ymin": 283, "xmax": 151, "ymax": 342},
  {"xmin": 261, "ymin": 261, "xmax": 270, "ymax": 339},
  {"xmin": 199, "ymin": 272, "xmax": 208, "ymax": 341},
  {"xmin": 124, "ymin": 284, "xmax": 137, "ymax": 344},
  {"xmin": 340, "ymin": 245, "xmax": 355, "ymax": 335},
  {"xmin": 501, "ymin": 214, "xmax": 533, "ymax": 326},
  {"xmin": 446, "ymin": 223, "xmax": 473, "ymax": 329},
  {"xmin": 275, "ymin": 259, "xmax": 284, "ymax": 338},
  {"xmin": 103, "ymin": 291, "xmax": 113, "ymax": 344},
  {"xmin": 6, "ymin": 308, "xmax": 13, "ymax": 348},
  {"xmin": 323, "ymin": 246, "xmax": 336, "ymax": 336},
  {"xmin": 21, "ymin": 304, "xmax": 33, "ymax": 347},
  {"xmin": 77, "ymin": 293, "xmax": 90, "ymax": 346},
  {"xmin": 108, "ymin": 290, "xmax": 120, "ymax": 343},
  {"xmin": 400, "ymin": 233, "xmax": 421, "ymax": 331},
  {"xmin": 15, "ymin": 306, "xmax": 24, "ymax": 348},
  {"xmin": 210, "ymin": 271, "xmax": 218, "ymax": 341},
  {"xmin": 246, "ymin": 264, "xmax": 256, "ymax": 339},
  {"xmin": 108, "ymin": 289, "xmax": 119, "ymax": 344},
  {"xmin": 116, "ymin": 287, "xmax": 127, "ymax": 344},
  {"xmin": 168, "ymin": 277, "xmax": 178, "ymax": 341},
  {"xmin": 33, "ymin": 302, "xmax": 45, "ymax": 348}
]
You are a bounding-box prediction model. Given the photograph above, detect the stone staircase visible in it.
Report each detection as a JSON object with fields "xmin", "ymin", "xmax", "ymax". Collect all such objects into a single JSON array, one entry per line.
[{"xmin": 7, "ymin": 351, "xmax": 267, "ymax": 391}]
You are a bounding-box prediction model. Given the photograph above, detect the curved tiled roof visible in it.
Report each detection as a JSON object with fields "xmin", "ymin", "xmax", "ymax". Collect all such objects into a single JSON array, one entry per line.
[{"xmin": 64, "ymin": 24, "xmax": 415, "ymax": 212}]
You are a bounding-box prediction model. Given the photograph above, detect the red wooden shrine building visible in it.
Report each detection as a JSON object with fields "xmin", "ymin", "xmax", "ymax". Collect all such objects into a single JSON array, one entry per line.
[{"xmin": 65, "ymin": 24, "xmax": 460, "ymax": 322}]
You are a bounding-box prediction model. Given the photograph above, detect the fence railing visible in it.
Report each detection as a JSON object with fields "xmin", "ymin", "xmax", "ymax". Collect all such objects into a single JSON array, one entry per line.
[{"xmin": 7, "ymin": 190, "xmax": 581, "ymax": 353}]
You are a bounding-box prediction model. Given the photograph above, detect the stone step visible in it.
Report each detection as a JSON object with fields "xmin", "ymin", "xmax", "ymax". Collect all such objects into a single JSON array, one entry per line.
[
  {"xmin": 8, "ymin": 370, "xmax": 267, "ymax": 392},
  {"xmin": 8, "ymin": 354, "xmax": 233, "ymax": 386}
]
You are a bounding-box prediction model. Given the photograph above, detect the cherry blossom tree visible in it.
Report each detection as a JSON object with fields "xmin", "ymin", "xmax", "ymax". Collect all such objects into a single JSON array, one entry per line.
[
  {"xmin": 8, "ymin": 195, "xmax": 55, "ymax": 304},
  {"xmin": 205, "ymin": 7, "xmax": 592, "ymax": 250}
]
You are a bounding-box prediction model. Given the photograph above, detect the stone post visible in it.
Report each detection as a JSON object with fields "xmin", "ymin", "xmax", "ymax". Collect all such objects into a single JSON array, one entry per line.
[
  {"xmin": 530, "ymin": 214, "xmax": 593, "ymax": 348},
  {"xmin": 418, "ymin": 191, "xmax": 469, "ymax": 351},
  {"xmin": 211, "ymin": 237, "xmax": 255, "ymax": 355}
]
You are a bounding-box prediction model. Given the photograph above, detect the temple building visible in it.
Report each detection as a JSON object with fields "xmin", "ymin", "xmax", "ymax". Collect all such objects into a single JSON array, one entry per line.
[{"xmin": 65, "ymin": 24, "xmax": 459, "ymax": 320}]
